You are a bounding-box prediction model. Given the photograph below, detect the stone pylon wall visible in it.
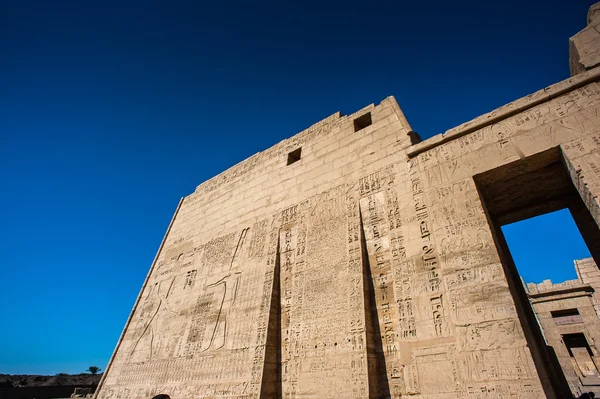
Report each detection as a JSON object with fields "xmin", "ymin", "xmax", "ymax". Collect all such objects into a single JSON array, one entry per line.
[{"xmin": 96, "ymin": 15, "xmax": 600, "ymax": 398}]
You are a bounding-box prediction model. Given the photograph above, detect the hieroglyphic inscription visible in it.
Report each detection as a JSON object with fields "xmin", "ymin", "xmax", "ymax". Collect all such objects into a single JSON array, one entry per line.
[
  {"xmin": 360, "ymin": 192, "xmax": 397, "ymax": 355},
  {"xmin": 345, "ymin": 188, "xmax": 369, "ymax": 397},
  {"xmin": 98, "ymin": 223, "xmax": 275, "ymax": 399},
  {"xmin": 410, "ymin": 169, "xmax": 440, "ymax": 275},
  {"xmin": 303, "ymin": 186, "xmax": 361, "ymax": 397},
  {"xmin": 279, "ymin": 220, "xmax": 307, "ymax": 398},
  {"xmin": 459, "ymin": 348, "xmax": 533, "ymax": 382},
  {"xmin": 430, "ymin": 180, "xmax": 497, "ymax": 271},
  {"xmin": 184, "ymin": 269, "xmax": 197, "ymax": 289},
  {"xmin": 277, "ymin": 185, "xmax": 370, "ymax": 398},
  {"xmin": 358, "ymin": 166, "xmax": 397, "ymax": 197},
  {"xmin": 397, "ymin": 161, "xmax": 451, "ymax": 343},
  {"xmin": 247, "ymin": 226, "xmax": 280, "ymax": 396},
  {"xmin": 449, "ymin": 282, "xmax": 516, "ymax": 325},
  {"xmin": 95, "ymin": 65, "xmax": 600, "ymax": 398},
  {"xmin": 184, "ymin": 291, "xmax": 213, "ymax": 357},
  {"xmin": 457, "ymin": 319, "xmax": 525, "ymax": 351},
  {"xmin": 412, "ymin": 345, "xmax": 459, "ymax": 394}
]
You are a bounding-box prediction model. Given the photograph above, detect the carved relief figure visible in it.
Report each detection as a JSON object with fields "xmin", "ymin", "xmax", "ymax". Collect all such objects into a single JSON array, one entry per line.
[{"xmin": 199, "ymin": 228, "xmax": 248, "ymax": 351}]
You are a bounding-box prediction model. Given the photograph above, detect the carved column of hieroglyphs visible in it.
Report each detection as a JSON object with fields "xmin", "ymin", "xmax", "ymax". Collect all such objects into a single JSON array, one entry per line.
[
  {"xmin": 346, "ymin": 184, "xmax": 371, "ymax": 398},
  {"xmin": 248, "ymin": 225, "xmax": 280, "ymax": 398},
  {"xmin": 278, "ymin": 186, "xmax": 371, "ymax": 399},
  {"xmin": 358, "ymin": 175, "xmax": 399, "ymax": 393},
  {"xmin": 279, "ymin": 203, "xmax": 306, "ymax": 399}
]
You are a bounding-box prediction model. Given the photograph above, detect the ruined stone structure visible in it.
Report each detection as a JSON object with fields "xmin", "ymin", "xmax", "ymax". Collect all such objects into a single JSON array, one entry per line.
[
  {"xmin": 95, "ymin": 6, "xmax": 600, "ymax": 399},
  {"xmin": 526, "ymin": 258, "xmax": 600, "ymax": 397}
]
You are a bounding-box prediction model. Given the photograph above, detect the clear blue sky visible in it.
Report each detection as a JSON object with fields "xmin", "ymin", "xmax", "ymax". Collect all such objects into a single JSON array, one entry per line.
[{"xmin": 0, "ymin": 0, "xmax": 594, "ymax": 375}]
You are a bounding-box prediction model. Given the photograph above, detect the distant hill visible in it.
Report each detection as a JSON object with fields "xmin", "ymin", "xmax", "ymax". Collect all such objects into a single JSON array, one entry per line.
[{"xmin": 0, "ymin": 373, "xmax": 101, "ymax": 388}]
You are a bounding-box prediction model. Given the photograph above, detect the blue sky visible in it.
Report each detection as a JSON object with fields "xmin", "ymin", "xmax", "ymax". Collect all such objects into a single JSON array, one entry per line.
[
  {"xmin": 502, "ymin": 209, "xmax": 591, "ymax": 285},
  {"xmin": 0, "ymin": 0, "xmax": 594, "ymax": 375}
]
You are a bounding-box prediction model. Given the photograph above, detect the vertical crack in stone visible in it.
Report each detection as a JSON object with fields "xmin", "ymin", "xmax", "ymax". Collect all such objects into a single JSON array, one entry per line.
[
  {"xmin": 359, "ymin": 208, "xmax": 391, "ymax": 399},
  {"xmin": 260, "ymin": 234, "xmax": 282, "ymax": 399}
]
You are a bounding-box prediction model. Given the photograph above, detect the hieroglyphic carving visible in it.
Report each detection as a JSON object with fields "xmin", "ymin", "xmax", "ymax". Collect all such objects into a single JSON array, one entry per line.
[
  {"xmin": 97, "ymin": 54, "xmax": 600, "ymax": 397},
  {"xmin": 97, "ymin": 221, "xmax": 278, "ymax": 399},
  {"xmin": 183, "ymin": 291, "xmax": 212, "ymax": 357},
  {"xmin": 360, "ymin": 191, "xmax": 397, "ymax": 355},
  {"xmin": 414, "ymin": 83, "xmax": 600, "ymax": 174},
  {"xmin": 303, "ymin": 186, "xmax": 364, "ymax": 397},
  {"xmin": 412, "ymin": 345, "xmax": 459, "ymax": 394},
  {"xmin": 443, "ymin": 263, "xmax": 504, "ymax": 291},
  {"xmin": 458, "ymin": 382, "xmax": 539, "ymax": 398},
  {"xmin": 457, "ymin": 319, "xmax": 525, "ymax": 351},
  {"xmin": 204, "ymin": 228, "xmax": 249, "ymax": 351},
  {"xmin": 279, "ymin": 221, "xmax": 306, "ymax": 397},
  {"xmin": 247, "ymin": 226, "xmax": 280, "ymax": 396},
  {"xmin": 397, "ymin": 297, "xmax": 416, "ymax": 339},
  {"xmin": 409, "ymin": 167, "xmax": 441, "ymax": 281},
  {"xmin": 449, "ymin": 282, "xmax": 516, "ymax": 325},
  {"xmin": 358, "ymin": 165, "xmax": 397, "ymax": 198},
  {"xmin": 248, "ymin": 220, "xmax": 268, "ymax": 259},
  {"xmin": 429, "ymin": 180, "xmax": 497, "ymax": 272},
  {"xmin": 394, "ymin": 161, "xmax": 450, "ymax": 346},
  {"xmin": 345, "ymin": 187, "xmax": 370, "ymax": 397},
  {"xmin": 403, "ymin": 363, "xmax": 420, "ymax": 395},
  {"xmin": 430, "ymin": 295, "xmax": 448, "ymax": 338},
  {"xmin": 458, "ymin": 347, "xmax": 533, "ymax": 382},
  {"xmin": 276, "ymin": 185, "xmax": 372, "ymax": 398}
]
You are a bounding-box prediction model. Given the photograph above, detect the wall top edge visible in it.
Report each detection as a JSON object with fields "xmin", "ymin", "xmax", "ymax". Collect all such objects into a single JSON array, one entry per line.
[
  {"xmin": 406, "ymin": 66, "xmax": 600, "ymax": 158},
  {"xmin": 190, "ymin": 96, "xmax": 399, "ymax": 195}
]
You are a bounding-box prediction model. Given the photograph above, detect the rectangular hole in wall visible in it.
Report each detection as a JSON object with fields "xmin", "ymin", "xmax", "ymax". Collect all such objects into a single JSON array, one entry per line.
[
  {"xmin": 551, "ymin": 308, "xmax": 583, "ymax": 325},
  {"xmin": 354, "ymin": 112, "xmax": 372, "ymax": 132},
  {"xmin": 287, "ymin": 148, "xmax": 301, "ymax": 165},
  {"xmin": 551, "ymin": 308, "xmax": 580, "ymax": 317}
]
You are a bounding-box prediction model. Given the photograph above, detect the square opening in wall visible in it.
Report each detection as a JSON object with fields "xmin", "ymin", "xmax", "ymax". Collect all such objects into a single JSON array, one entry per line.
[
  {"xmin": 354, "ymin": 112, "xmax": 372, "ymax": 132},
  {"xmin": 287, "ymin": 148, "xmax": 302, "ymax": 165},
  {"xmin": 551, "ymin": 308, "xmax": 583, "ymax": 325}
]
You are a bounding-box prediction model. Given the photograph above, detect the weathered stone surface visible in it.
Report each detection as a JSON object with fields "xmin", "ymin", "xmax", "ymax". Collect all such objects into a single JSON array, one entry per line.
[
  {"xmin": 571, "ymin": 3, "xmax": 600, "ymax": 75},
  {"xmin": 526, "ymin": 258, "xmax": 600, "ymax": 397},
  {"xmin": 95, "ymin": 5, "xmax": 600, "ymax": 399}
]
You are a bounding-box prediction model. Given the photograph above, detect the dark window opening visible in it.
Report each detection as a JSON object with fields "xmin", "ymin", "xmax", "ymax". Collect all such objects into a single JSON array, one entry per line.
[
  {"xmin": 562, "ymin": 333, "xmax": 593, "ymax": 357},
  {"xmin": 354, "ymin": 112, "xmax": 372, "ymax": 132},
  {"xmin": 287, "ymin": 148, "xmax": 302, "ymax": 165},
  {"xmin": 551, "ymin": 308, "xmax": 580, "ymax": 317},
  {"xmin": 551, "ymin": 308, "xmax": 583, "ymax": 325}
]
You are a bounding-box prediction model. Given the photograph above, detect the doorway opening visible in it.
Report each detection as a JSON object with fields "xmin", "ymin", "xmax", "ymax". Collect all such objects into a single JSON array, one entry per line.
[
  {"xmin": 474, "ymin": 147, "xmax": 600, "ymax": 398},
  {"xmin": 501, "ymin": 208, "xmax": 591, "ymax": 286},
  {"xmin": 563, "ymin": 333, "xmax": 594, "ymax": 358}
]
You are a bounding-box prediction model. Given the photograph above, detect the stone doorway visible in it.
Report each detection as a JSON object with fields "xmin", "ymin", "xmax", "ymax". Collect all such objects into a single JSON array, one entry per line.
[{"xmin": 475, "ymin": 147, "xmax": 600, "ymax": 398}]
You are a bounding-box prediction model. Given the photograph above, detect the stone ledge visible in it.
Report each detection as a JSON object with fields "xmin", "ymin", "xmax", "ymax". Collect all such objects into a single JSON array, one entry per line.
[
  {"xmin": 528, "ymin": 284, "xmax": 594, "ymax": 303},
  {"xmin": 407, "ymin": 66, "xmax": 600, "ymax": 158}
]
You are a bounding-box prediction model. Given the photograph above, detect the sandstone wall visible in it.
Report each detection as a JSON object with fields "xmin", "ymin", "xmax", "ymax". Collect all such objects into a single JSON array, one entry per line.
[
  {"xmin": 527, "ymin": 259, "xmax": 600, "ymax": 397},
  {"xmin": 96, "ymin": 52, "xmax": 600, "ymax": 399}
]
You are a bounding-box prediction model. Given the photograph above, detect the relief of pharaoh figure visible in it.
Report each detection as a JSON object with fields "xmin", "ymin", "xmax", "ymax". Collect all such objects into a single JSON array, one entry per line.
[{"xmin": 197, "ymin": 228, "xmax": 249, "ymax": 352}]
